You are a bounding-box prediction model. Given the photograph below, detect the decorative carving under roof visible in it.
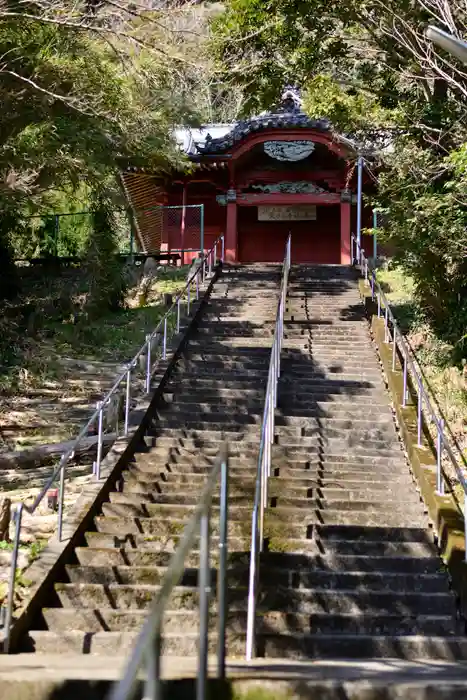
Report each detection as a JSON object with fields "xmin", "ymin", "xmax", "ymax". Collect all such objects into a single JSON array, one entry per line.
[
  {"xmin": 250, "ymin": 181, "xmax": 328, "ymax": 195},
  {"xmin": 264, "ymin": 140, "xmax": 315, "ymax": 161}
]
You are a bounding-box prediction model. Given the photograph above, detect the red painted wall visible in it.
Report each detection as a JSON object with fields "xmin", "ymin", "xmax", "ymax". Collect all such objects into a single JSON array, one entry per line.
[{"xmin": 238, "ymin": 205, "xmax": 341, "ymax": 264}]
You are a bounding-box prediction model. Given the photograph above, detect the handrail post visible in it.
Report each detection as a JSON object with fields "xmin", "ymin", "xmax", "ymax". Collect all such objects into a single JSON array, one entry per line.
[
  {"xmin": 187, "ymin": 282, "xmax": 191, "ymax": 315},
  {"xmin": 217, "ymin": 455, "xmax": 229, "ymax": 679},
  {"xmin": 145, "ymin": 335, "xmax": 152, "ymax": 393},
  {"xmin": 197, "ymin": 508, "xmax": 211, "ymax": 700},
  {"xmin": 58, "ymin": 461, "xmax": 66, "ymax": 540},
  {"xmin": 436, "ymin": 419, "xmax": 445, "ymax": 495},
  {"xmin": 417, "ymin": 377, "xmax": 423, "ymax": 446},
  {"xmin": 177, "ymin": 298, "xmax": 181, "ymax": 333},
  {"xmin": 124, "ymin": 365, "xmax": 131, "ymax": 436},
  {"xmin": 392, "ymin": 326, "xmax": 397, "ymax": 371},
  {"xmin": 95, "ymin": 401, "xmax": 104, "ymax": 480},
  {"xmin": 402, "ymin": 353, "xmax": 408, "ymax": 408},
  {"xmin": 144, "ymin": 620, "xmax": 162, "ymax": 700},
  {"xmin": 163, "ymin": 318, "xmax": 168, "ymax": 360},
  {"xmin": 3, "ymin": 503, "xmax": 23, "ymax": 653},
  {"xmin": 196, "ymin": 269, "xmax": 200, "ymax": 300},
  {"xmin": 377, "ymin": 291, "xmax": 381, "ymax": 318},
  {"xmin": 221, "ymin": 235, "xmax": 225, "ymax": 262}
]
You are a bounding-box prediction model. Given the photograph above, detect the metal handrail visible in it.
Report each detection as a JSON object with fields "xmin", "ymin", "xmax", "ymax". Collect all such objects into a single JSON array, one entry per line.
[
  {"xmin": 351, "ymin": 235, "xmax": 467, "ymax": 554},
  {"xmin": 1, "ymin": 235, "xmax": 225, "ymax": 653},
  {"xmin": 107, "ymin": 444, "xmax": 229, "ymax": 700},
  {"xmin": 245, "ymin": 235, "xmax": 291, "ymax": 661}
]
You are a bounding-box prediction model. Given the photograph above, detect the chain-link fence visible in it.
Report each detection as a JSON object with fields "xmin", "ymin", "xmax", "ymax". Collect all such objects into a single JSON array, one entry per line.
[{"xmin": 13, "ymin": 204, "xmax": 205, "ymax": 265}]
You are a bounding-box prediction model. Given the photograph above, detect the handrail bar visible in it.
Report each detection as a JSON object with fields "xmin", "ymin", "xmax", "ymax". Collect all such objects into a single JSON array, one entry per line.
[
  {"xmin": 351, "ymin": 235, "xmax": 467, "ymax": 550},
  {"xmin": 1, "ymin": 235, "xmax": 225, "ymax": 653},
  {"xmin": 108, "ymin": 444, "xmax": 229, "ymax": 700},
  {"xmin": 245, "ymin": 235, "xmax": 291, "ymax": 660}
]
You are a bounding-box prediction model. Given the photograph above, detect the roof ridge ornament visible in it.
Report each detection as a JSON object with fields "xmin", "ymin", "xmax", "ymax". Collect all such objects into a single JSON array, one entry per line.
[{"xmin": 278, "ymin": 86, "xmax": 302, "ymax": 114}]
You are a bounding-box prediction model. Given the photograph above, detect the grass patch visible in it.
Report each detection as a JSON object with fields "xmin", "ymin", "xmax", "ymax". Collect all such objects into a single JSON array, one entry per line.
[
  {"xmin": 0, "ymin": 263, "xmax": 189, "ymax": 452},
  {"xmin": 376, "ymin": 263, "xmax": 467, "ymax": 465}
]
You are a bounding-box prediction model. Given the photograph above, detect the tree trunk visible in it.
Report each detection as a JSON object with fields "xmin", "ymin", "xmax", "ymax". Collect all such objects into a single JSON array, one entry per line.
[{"xmin": 0, "ymin": 498, "xmax": 11, "ymax": 542}]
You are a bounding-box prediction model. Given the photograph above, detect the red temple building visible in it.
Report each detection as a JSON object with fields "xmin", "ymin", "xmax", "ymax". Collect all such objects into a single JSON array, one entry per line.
[{"xmin": 121, "ymin": 90, "xmax": 374, "ymax": 265}]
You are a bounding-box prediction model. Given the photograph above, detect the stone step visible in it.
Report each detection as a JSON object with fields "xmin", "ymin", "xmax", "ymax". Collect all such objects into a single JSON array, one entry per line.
[
  {"xmin": 41, "ymin": 607, "xmax": 457, "ymax": 637},
  {"xmin": 82, "ymin": 531, "xmax": 436, "ymax": 558},
  {"xmin": 160, "ymin": 406, "xmax": 394, "ymax": 428},
  {"xmin": 111, "ymin": 487, "xmax": 421, "ymax": 508},
  {"xmin": 121, "ymin": 467, "xmax": 413, "ymax": 491},
  {"xmin": 93, "ymin": 511, "xmax": 428, "ymax": 538},
  {"xmin": 83, "ymin": 531, "xmax": 253, "ymax": 551},
  {"xmin": 54, "ymin": 582, "xmax": 455, "ymax": 616},
  {"xmin": 63, "ymin": 564, "xmax": 448, "ymax": 594},
  {"xmin": 74, "ymin": 548, "xmax": 441, "ymax": 574},
  {"xmin": 150, "ymin": 432, "xmax": 402, "ymax": 456},
  {"xmin": 265, "ymin": 538, "xmax": 438, "ymax": 559},
  {"xmin": 178, "ymin": 361, "xmax": 383, "ymax": 381},
  {"xmin": 259, "ymin": 633, "xmax": 467, "ymax": 662},
  {"xmin": 152, "ymin": 420, "xmax": 399, "ymax": 446},
  {"xmin": 170, "ymin": 373, "xmax": 385, "ymax": 394},
  {"xmin": 163, "ymin": 389, "xmax": 389, "ymax": 408},
  {"xmin": 118, "ymin": 477, "xmax": 417, "ymax": 504},
  {"xmin": 100, "ymin": 497, "xmax": 424, "ymax": 521},
  {"xmin": 185, "ymin": 353, "xmax": 380, "ymax": 371},
  {"xmin": 163, "ymin": 403, "xmax": 394, "ymax": 423},
  {"xmin": 153, "ymin": 453, "xmax": 408, "ymax": 474},
  {"xmin": 141, "ymin": 442, "xmax": 406, "ymax": 465}
]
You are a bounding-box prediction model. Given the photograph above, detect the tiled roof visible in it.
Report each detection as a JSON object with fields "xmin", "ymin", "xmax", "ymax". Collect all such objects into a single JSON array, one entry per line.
[{"xmin": 175, "ymin": 90, "xmax": 332, "ymax": 157}]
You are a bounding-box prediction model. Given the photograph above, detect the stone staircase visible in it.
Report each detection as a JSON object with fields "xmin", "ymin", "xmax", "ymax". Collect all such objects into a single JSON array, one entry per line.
[
  {"xmin": 19, "ymin": 265, "xmax": 281, "ymax": 657},
  {"xmin": 256, "ymin": 265, "xmax": 466, "ymax": 659},
  {"xmin": 5, "ymin": 263, "xmax": 467, "ymax": 698}
]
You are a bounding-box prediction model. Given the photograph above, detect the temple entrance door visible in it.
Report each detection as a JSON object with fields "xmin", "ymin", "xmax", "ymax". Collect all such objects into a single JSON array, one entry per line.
[{"xmin": 237, "ymin": 205, "xmax": 340, "ymax": 264}]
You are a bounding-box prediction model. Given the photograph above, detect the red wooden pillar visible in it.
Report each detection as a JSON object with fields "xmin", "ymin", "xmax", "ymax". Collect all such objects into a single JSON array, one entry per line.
[
  {"xmin": 340, "ymin": 200, "xmax": 351, "ymax": 265},
  {"xmin": 225, "ymin": 200, "xmax": 238, "ymax": 263},
  {"xmin": 180, "ymin": 185, "xmax": 187, "ymax": 266}
]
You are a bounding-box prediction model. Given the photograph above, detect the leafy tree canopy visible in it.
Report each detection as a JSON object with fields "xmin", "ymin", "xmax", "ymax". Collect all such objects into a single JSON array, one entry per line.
[{"xmin": 212, "ymin": 0, "xmax": 467, "ymax": 347}]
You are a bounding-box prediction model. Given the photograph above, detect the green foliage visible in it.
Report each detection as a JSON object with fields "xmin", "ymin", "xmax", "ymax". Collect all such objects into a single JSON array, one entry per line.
[
  {"xmin": 212, "ymin": 0, "xmax": 467, "ymax": 350},
  {"xmin": 85, "ymin": 193, "xmax": 127, "ymax": 317},
  {"xmin": 0, "ymin": 7, "xmax": 191, "ymax": 297},
  {"xmin": 303, "ymin": 76, "xmax": 397, "ymax": 134}
]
